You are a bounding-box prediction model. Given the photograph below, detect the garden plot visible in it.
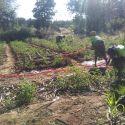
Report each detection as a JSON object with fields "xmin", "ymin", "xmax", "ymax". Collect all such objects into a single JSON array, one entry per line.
[
  {"xmin": 0, "ymin": 67, "xmax": 111, "ymax": 125},
  {"xmin": 10, "ymin": 41, "xmax": 71, "ymax": 72},
  {"xmin": 29, "ymin": 36, "xmax": 94, "ymax": 61}
]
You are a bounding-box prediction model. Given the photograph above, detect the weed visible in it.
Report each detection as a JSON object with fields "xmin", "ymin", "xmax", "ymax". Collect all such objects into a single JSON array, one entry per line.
[
  {"xmin": 4, "ymin": 97, "xmax": 16, "ymax": 111},
  {"xmin": 52, "ymin": 67, "xmax": 91, "ymax": 94},
  {"xmin": 16, "ymin": 79, "xmax": 36, "ymax": 106},
  {"xmin": 105, "ymin": 85, "xmax": 125, "ymax": 124}
]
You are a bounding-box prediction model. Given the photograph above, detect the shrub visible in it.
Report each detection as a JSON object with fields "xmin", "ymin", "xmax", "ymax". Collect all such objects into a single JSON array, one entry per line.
[
  {"xmin": 52, "ymin": 67, "xmax": 91, "ymax": 93},
  {"xmin": 52, "ymin": 56, "xmax": 71, "ymax": 68},
  {"xmin": 0, "ymin": 28, "xmax": 31, "ymax": 42},
  {"xmin": 50, "ymin": 67, "xmax": 114, "ymax": 94},
  {"xmin": 16, "ymin": 79, "xmax": 36, "ymax": 106}
]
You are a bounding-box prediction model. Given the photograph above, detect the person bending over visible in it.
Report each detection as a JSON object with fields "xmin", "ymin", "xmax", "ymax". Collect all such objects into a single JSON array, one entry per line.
[{"xmin": 89, "ymin": 31, "xmax": 108, "ymax": 67}]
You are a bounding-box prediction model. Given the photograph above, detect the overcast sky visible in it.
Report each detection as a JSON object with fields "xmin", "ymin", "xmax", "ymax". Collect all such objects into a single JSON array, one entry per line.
[{"xmin": 16, "ymin": 0, "xmax": 73, "ymax": 20}]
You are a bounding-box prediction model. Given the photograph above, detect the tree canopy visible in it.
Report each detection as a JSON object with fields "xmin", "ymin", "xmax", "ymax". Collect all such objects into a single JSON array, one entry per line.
[
  {"xmin": 32, "ymin": 0, "xmax": 55, "ymax": 29},
  {"xmin": 68, "ymin": 0, "xmax": 125, "ymax": 33},
  {"xmin": 0, "ymin": 0, "xmax": 16, "ymax": 31}
]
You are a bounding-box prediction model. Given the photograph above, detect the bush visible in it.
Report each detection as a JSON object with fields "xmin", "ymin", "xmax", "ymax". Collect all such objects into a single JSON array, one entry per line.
[
  {"xmin": 50, "ymin": 67, "xmax": 114, "ymax": 94},
  {"xmin": 16, "ymin": 79, "xmax": 36, "ymax": 106},
  {"xmin": 0, "ymin": 28, "xmax": 31, "ymax": 42},
  {"xmin": 52, "ymin": 56, "xmax": 71, "ymax": 68},
  {"xmin": 52, "ymin": 67, "xmax": 91, "ymax": 93}
]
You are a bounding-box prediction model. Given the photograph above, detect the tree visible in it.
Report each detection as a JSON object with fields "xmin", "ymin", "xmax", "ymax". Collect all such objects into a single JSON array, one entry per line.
[
  {"xmin": 0, "ymin": 0, "xmax": 16, "ymax": 31},
  {"xmin": 86, "ymin": 0, "xmax": 106, "ymax": 32},
  {"xmin": 68, "ymin": 0, "xmax": 125, "ymax": 33},
  {"xmin": 67, "ymin": 0, "xmax": 86, "ymax": 34},
  {"xmin": 32, "ymin": 0, "xmax": 55, "ymax": 29}
]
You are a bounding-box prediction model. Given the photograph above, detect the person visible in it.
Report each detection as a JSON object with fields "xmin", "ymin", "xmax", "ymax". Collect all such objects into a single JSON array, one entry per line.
[
  {"xmin": 56, "ymin": 35, "xmax": 65, "ymax": 49},
  {"xmin": 89, "ymin": 31, "xmax": 108, "ymax": 66},
  {"xmin": 107, "ymin": 44, "xmax": 125, "ymax": 79},
  {"xmin": 56, "ymin": 35, "xmax": 65, "ymax": 43}
]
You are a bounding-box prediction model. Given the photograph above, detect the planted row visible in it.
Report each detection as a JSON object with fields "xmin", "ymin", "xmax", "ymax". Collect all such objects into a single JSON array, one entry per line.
[
  {"xmin": 10, "ymin": 41, "xmax": 71, "ymax": 72},
  {"xmin": 30, "ymin": 36, "xmax": 95, "ymax": 60},
  {"xmin": 30, "ymin": 36, "xmax": 91, "ymax": 52}
]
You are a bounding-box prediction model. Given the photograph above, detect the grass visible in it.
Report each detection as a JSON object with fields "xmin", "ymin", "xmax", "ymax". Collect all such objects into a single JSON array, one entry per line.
[{"xmin": 16, "ymin": 79, "xmax": 36, "ymax": 106}]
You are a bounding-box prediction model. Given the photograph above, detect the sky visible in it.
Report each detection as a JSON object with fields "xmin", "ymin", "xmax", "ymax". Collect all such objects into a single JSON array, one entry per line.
[{"xmin": 16, "ymin": 0, "xmax": 73, "ymax": 21}]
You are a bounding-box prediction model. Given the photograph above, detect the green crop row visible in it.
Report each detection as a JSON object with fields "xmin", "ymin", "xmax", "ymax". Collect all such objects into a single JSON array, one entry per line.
[
  {"xmin": 29, "ymin": 36, "xmax": 94, "ymax": 60},
  {"xmin": 28, "ymin": 33, "xmax": 125, "ymax": 61},
  {"xmin": 10, "ymin": 41, "xmax": 71, "ymax": 72},
  {"xmin": 30, "ymin": 36, "xmax": 91, "ymax": 52}
]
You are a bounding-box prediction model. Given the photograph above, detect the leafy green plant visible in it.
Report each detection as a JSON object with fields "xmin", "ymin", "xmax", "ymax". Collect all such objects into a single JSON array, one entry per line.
[
  {"xmin": 52, "ymin": 56, "xmax": 64, "ymax": 68},
  {"xmin": 105, "ymin": 85, "xmax": 125, "ymax": 124},
  {"xmin": 52, "ymin": 56, "xmax": 71, "ymax": 68},
  {"xmin": 10, "ymin": 41, "xmax": 69, "ymax": 71},
  {"xmin": 16, "ymin": 79, "xmax": 36, "ymax": 106},
  {"xmin": 52, "ymin": 67, "xmax": 91, "ymax": 93},
  {"xmin": 4, "ymin": 97, "xmax": 16, "ymax": 110}
]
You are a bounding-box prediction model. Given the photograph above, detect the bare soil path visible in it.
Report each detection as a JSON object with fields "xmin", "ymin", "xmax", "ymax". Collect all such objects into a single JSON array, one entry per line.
[
  {"xmin": 0, "ymin": 94, "xmax": 106, "ymax": 125},
  {"xmin": 0, "ymin": 43, "xmax": 15, "ymax": 74}
]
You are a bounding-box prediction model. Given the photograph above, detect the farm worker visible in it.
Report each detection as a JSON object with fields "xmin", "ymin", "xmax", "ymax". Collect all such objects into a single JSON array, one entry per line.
[
  {"xmin": 56, "ymin": 35, "xmax": 65, "ymax": 49},
  {"xmin": 107, "ymin": 44, "xmax": 125, "ymax": 79},
  {"xmin": 56, "ymin": 35, "xmax": 65, "ymax": 43},
  {"xmin": 89, "ymin": 31, "xmax": 108, "ymax": 67}
]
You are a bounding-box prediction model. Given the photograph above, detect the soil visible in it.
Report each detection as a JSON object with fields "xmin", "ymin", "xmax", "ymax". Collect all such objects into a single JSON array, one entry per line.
[
  {"xmin": 0, "ymin": 44, "xmax": 108, "ymax": 125},
  {"xmin": 0, "ymin": 44, "xmax": 15, "ymax": 74},
  {"xmin": 0, "ymin": 92, "xmax": 107, "ymax": 125}
]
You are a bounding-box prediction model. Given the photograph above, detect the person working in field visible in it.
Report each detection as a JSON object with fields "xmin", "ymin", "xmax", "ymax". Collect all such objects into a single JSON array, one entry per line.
[
  {"xmin": 89, "ymin": 31, "xmax": 108, "ymax": 66},
  {"xmin": 107, "ymin": 44, "xmax": 125, "ymax": 79}
]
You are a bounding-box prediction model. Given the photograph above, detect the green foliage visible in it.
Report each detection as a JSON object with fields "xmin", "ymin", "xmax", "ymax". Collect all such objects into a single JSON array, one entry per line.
[
  {"xmin": 4, "ymin": 97, "xmax": 15, "ymax": 110},
  {"xmin": 50, "ymin": 67, "xmax": 114, "ymax": 94},
  {"xmin": 32, "ymin": 0, "xmax": 55, "ymax": 29},
  {"xmin": 52, "ymin": 20, "xmax": 73, "ymax": 30},
  {"xmin": 10, "ymin": 40, "xmax": 69, "ymax": 71},
  {"xmin": 68, "ymin": 0, "xmax": 125, "ymax": 33},
  {"xmin": 73, "ymin": 15, "xmax": 86, "ymax": 34},
  {"xmin": 105, "ymin": 85, "xmax": 125, "ymax": 124},
  {"xmin": 0, "ymin": 28, "xmax": 31, "ymax": 41},
  {"xmin": 106, "ymin": 91, "xmax": 120, "ymax": 117},
  {"xmin": 52, "ymin": 56, "xmax": 69, "ymax": 68},
  {"xmin": 16, "ymin": 79, "xmax": 36, "ymax": 106},
  {"xmin": 32, "ymin": 36, "xmax": 91, "ymax": 53},
  {"xmin": 0, "ymin": 0, "xmax": 16, "ymax": 31},
  {"xmin": 106, "ymin": 18, "xmax": 125, "ymax": 32},
  {"xmin": 54, "ymin": 67, "xmax": 90, "ymax": 93}
]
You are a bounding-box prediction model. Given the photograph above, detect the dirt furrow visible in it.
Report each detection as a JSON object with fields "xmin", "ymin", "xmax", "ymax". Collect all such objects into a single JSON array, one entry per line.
[{"xmin": 0, "ymin": 44, "xmax": 15, "ymax": 74}]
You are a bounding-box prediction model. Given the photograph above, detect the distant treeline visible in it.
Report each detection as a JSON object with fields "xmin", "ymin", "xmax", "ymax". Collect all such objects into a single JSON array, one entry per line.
[
  {"xmin": 0, "ymin": 0, "xmax": 125, "ymax": 39},
  {"xmin": 68, "ymin": 0, "xmax": 125, "ymax": 34}
]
